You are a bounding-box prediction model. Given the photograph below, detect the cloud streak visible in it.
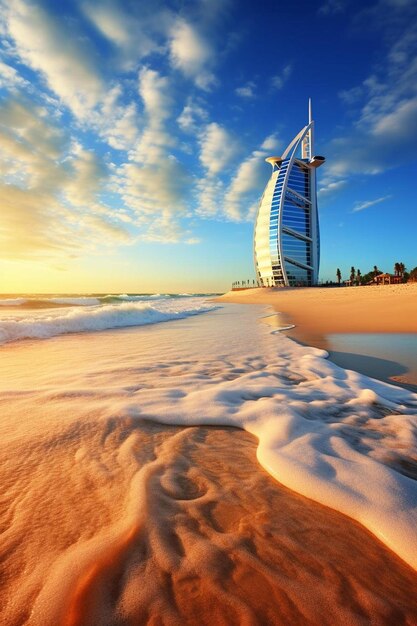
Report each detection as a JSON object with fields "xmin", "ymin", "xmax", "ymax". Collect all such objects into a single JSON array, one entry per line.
[
  {"xmin": 352, "ymin": 195, "xmax": 392, "ymax": 212},
  {"xmin": 5, "ymin": 0, "xmax": 104, "ymax": 119},
  {"xmin": 169, "ymin": 19, "xmax": 216, "ymax": 90},
  {"xmin": 328, "ymin": 1, "xmax": 417, "ymax": 177}
]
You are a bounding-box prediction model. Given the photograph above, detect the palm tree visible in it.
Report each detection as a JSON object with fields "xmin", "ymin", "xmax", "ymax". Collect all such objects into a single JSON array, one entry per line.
[
  {"xmin": 350, "ymin": 266, "xmax": 355, "ymax": 284},
  {"xmin": 399, "ymin": 262, "xmax": 405, "ymax": 277},
  {"xmin": 394, "ymin": 262, "xmax": 401, "ymax": 276},
  {"xmin": 409, "ymin": 267, "xmax": 417, "ymax": 282},
  {"xmin": 373, "ymin": 265, "xmax": 380, "ymax": 280},
  {"xmin": 356, "ymin": 269, "xmax": 362, "ymax": 286},
  {"xmin": 336, "ymin": 268, "xmax": 341, "ymax": 285}
]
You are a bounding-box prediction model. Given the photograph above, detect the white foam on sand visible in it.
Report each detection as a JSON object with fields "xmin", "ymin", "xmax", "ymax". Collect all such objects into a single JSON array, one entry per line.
[
  {"xmin": 120, "ymin": 326, "xmax": 417, "ymax": 571},
  {"xmin": 1, "ymin": 302, "xmax": 417, "ymax": 624}
]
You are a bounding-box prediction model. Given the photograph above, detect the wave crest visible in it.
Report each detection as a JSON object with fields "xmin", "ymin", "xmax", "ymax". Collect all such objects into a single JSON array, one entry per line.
[{"xmin": 0, "ymin": 301, "xmax": 217, "ymax": 345}]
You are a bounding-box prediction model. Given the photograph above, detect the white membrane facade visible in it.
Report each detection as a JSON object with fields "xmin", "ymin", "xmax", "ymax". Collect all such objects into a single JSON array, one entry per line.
[{"xmin": 254, "ymin": 100, "xmax": 325, "ymax": 287}]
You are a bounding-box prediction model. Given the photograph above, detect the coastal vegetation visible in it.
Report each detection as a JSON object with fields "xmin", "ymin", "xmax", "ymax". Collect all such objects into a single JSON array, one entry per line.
[
  {"xmin": 409, "ymin": 267, "xmax": 417, "ymax": 282},
  {"xmin": 336, "ymin": 261, "xmax": 413, "ymax": 286}
]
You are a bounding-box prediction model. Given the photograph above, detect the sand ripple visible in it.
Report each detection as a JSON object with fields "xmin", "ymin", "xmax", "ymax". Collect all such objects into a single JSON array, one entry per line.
[{"xmin": 1, "ymin": 418, "xmax": 416, "ymax": 626}]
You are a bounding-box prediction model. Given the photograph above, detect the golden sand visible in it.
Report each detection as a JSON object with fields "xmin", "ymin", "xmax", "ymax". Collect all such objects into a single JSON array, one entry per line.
[
  {"xmin": 217, "ymin": 283, "xmax": 417, "ymax": 336},
  {"xmin": 1, "ymin": 300, "xmax": 417, "ymax": 624},
  {"xmin": 2, "ymin": 420, "xmax": 417, "ymax": 625},
  {"xmin": 217, "ymin": 283, "xmax": 417, "ymax": 388}
]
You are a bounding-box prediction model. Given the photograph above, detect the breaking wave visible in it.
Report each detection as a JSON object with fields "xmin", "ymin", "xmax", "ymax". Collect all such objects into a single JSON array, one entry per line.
[
  {"xmin": 0, "ymin": 300, "xmax": 218, "ymax": 345},
  {"xmin": 0, "ymin": 293, "xmax": 221, "ymax": 309}
]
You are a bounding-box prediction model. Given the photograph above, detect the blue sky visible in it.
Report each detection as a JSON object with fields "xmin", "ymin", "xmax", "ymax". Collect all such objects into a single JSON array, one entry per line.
[{"xmin": 0, "ymin": 0, "xmax": 416, "ymax": 292}]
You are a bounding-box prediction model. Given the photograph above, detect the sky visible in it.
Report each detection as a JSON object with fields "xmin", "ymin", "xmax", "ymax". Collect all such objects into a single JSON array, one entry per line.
[{"xmin": 0, "ymin": 0, "xmax": 416, "ymax": 293}]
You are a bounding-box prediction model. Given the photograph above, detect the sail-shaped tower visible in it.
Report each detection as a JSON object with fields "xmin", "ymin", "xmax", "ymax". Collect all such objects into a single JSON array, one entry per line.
[{"xmin": 254, "ymin": 100, "xmax": 325, "ymax": 287}]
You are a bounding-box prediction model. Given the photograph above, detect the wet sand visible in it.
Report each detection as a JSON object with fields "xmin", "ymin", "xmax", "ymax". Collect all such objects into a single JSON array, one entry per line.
[
  {"xmin": 1, "ymin": 307, "xmax": 417, "ymax": 625},
  {"xmin": 1, "ymin": 418, "xmax": 417, "ymax": 626},
  {"xmin": 217, "ymin": 283, "xmax": 417, "ymax": 385}
]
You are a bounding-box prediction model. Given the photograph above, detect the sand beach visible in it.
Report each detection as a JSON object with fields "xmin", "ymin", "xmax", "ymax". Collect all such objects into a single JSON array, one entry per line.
[
  {"xmin": 2, "ymin": 0, "xmax": 416, "ymax": 623},
  {"xmin": 0, "ymin": 294, "xmax": 417, "ymax": 625},
  {"xmin": 217, "ymin": 282, "xmax": 417, "ymax": 336},
  {"xmin": 218, "ymin": 283, "xmax": 417, "ymax": 388}
]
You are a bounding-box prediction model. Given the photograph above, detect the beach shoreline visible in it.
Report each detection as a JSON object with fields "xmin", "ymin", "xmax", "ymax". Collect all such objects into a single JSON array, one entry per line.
[
  {"xmin": 1, "ymin": 297, "xmax": 417, "ymax": 623},
  {"xmin": 216, "ymin": 284, "xmax": 417, "ymax": 387},
  {"xmin": 216, "ymin": 283, "xmax": 417, "ymax": 334}
]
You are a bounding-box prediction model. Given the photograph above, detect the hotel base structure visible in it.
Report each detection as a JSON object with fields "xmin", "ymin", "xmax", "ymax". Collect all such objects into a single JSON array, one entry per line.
[{"xmin": 254, "ymin": 101, "xmax": 325, "ymax": 287}]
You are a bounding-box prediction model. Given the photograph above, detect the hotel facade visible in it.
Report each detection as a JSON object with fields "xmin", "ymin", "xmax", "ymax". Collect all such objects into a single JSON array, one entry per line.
[{"xmin": 254, "ymin": 101, "xmax": 324, "ymax": 287}]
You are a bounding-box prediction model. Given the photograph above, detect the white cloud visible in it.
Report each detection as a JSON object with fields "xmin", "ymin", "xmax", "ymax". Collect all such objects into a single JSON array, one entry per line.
[
  {"xmin": 108, "ymin": 68, "xmax": 193, "ymax": 243},
  {"xmin": 177, "ymin": 98, "xmax": 208, "ymax": 133},
  {"xmin": 87, "ymin": 86, "xmax": 140, "ymax": 151},
  {"xmin": 138, "ymin": 67, "xmax": 172, "ymax": 123},
  {"xmin": 260, "ymin": 134, "xmax": 281, "ymax": 152},
  {"xmin": 169, "ymin": 19, "xmax": 216, "ymax": 90},
  {"xmin": 130, "ymin": 68, "xmax": 175, "ymax": 163},
  {"xmin": 198, "ymin": 122, "xmax": 239, "ymax": 177},
  {"xmin": 197, "ymin": 133, "xmax": 278, "ymax": 221},
  {"xmin": 0, "ymin": 99, "xmax": 66, "ymax": 188},
  {"xmin": 352, "ymin": 195, "xmax": 392, "ymax": 212},
  {"xmin": 318, "ymin": 179, "xmax": 347, "ymax": 197},
  {"xmin": 235, "ymin": 81, "xmax": 256, "ymax": 98},
  {"xmin": 371, "ymin": 96, "xmax": 417, "ymax": 140},
  {"xmin": 0, "ymin": 97, "xmax": 133, "ymax": 260},
  {"xmin": 64, "ymin": 145, "xmax": 106, "ymax": 208},
  {"xmin": 223, "ymin": 135, "xmax": 280, "ymax": 221},
  {"xmin": 338, "ymin": 85, "xmax": 363, "ymax": 105},
  {"xmin": 83, "ymin": 2, "xmax": 132, "ymax": 47},
  {"xmin": 81, "ymin": 0, "xmax": 170, "ymax": 68},
  {"xmin": 4, "ymin": 0, "xmax": 104, "ymax": 119},
  {"xmin": 118, "ymin": 159, "xmax": 190, "ymax": 218},
  {"xmin": 318, "ymin": 0, "xmax": 347, "ymax": 15},
  {"xmin": 223, "ymin": 155, "xmax": 265, "ymax": 220},
  {"xmin": 195, "ymin": 176, "xmax": 225, "ymax": 218},
  {"xmin": 0, "ymin": 60, "xmax": 29, "ymax": 89},
  {"xmin": 328, "ymin": 15, "xmax": 417, "ymax": 176},
  {"xmin": 271, "ymin": 64, "xmax": 292, "ymax": 90}
]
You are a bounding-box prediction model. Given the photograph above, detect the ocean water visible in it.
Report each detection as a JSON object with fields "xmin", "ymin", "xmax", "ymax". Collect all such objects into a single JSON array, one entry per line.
[
  {"xmin": 1, "ymin": 295, "xmax": 417, "ymax": 624},
  {"xmin": 0, "ymin": 293, "xmax": 220, "ymax": 344}
]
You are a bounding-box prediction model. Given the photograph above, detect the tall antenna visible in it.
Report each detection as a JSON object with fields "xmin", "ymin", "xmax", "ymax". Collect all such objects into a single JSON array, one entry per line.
[
  {"xmin": 308, "ymin": 97, "xmax": 314, "ymax": 156},
  {"xmin": 302, "ymin": 98, "xmax": 314, "ymax": 159}
]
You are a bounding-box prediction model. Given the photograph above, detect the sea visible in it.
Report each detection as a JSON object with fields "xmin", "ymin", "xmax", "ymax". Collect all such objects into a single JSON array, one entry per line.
[{"xmin": 1, "ymin": 293, "xmax": 416, "ymax": 625}]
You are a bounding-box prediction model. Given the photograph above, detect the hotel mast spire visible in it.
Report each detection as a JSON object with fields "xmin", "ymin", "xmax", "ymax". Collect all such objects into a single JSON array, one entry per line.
[{"xmin": 302, "ymin": 98, "xmax": 313, "ymax": 160}]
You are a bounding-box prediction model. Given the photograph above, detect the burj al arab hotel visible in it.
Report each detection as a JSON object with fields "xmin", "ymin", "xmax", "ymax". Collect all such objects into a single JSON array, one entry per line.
[{"xmin": 254, "ymin": 100, "xmax": 325, "ymax": 287}]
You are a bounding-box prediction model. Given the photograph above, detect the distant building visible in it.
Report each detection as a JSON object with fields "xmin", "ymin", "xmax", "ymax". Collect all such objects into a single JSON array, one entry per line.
[
  {"xmin": 254, "ymin": 100, "xmax": 324, "ymax": 287},
  {"xmin": 375, "ymin": 273, "xmax": 402, "ymax": 285}
]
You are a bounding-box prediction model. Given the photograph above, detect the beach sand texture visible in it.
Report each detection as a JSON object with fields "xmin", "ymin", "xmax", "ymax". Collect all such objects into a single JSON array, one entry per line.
[
  {"xmin": 2, "ymin": 418, "xmax": 417, "ymax": 626},
  {"xmin": 1, "ymin": 297, "xmax": 417, "ymax": 625},
  {"xmin": 217, "ymin": 283, "xmax": 417, "ymax": 336}
]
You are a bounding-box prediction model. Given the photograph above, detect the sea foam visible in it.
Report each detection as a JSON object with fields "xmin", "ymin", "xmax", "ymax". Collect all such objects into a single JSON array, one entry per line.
[
  {"xmin": 1, "ymin": 301, "xmax": 417, "ymax": 626},
  {"xmin": 0, "ymin": 299, "xmax": 217, "ymax": 345}
]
